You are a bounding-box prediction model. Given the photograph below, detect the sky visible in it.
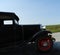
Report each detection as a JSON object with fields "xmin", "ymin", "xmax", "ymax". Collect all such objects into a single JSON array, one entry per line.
[{"xmin": 0, "ymin": 0, "xmax": 60, "ymax": 25}]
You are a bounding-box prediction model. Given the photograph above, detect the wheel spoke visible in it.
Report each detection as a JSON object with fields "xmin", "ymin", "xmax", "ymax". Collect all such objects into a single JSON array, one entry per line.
[{"xmin": 38, "ymin": 37, "xmax": 52, "ymax": 51}]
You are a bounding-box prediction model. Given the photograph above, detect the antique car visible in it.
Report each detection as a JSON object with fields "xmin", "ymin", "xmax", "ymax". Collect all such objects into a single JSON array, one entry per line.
[{"xmin": 0, "ymin": 12, "xmax": 55, "ymax": 52}]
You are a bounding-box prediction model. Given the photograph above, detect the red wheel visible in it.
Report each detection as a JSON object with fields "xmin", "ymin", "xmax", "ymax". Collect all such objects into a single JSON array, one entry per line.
[{"xmin": 37, "ymin": 37, "xmax": 53, "ymax": 52}]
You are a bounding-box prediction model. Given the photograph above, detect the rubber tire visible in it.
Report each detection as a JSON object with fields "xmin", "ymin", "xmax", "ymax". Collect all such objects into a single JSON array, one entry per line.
[{"xmin": 35, "ymin": 37, "xmax": 53, "ymax": 52}]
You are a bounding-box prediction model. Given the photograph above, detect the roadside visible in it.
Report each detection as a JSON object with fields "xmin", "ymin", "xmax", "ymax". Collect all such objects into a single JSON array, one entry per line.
[
  {"xmin": 46, "ymin": 24, "xmax": 60, "ymax": 33},
  {"xmin": 52, "ymin": 32, "xmax": 60, "ymax": 42}
]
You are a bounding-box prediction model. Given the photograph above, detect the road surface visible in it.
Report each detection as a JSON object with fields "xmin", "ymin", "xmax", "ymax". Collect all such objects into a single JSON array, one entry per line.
[{"xmin": 0, "ymin": 32, "xmax": 60, "ymax": 55}]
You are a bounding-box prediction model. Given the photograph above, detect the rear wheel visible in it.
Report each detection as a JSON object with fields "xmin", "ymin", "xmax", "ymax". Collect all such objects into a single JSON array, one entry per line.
[{"xmin": 37, "ymin": 37, "xmax": 53, "ymax": 52}]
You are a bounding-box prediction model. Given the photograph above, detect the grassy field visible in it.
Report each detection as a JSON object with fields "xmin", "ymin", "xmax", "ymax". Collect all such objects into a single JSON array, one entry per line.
[{"xmin": 46, "ymin": 24, "xmax": 60, "ymax": 33}]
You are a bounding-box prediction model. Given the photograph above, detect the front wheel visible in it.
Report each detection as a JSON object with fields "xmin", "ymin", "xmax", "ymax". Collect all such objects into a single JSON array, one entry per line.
[{"xmin": 36, "ymin": 37, "xmax": 53, "ymax": 52}]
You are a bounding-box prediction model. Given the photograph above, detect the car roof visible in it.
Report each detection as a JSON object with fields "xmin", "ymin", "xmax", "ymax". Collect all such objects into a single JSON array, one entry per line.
[{"xmin": 0, "ymin": 12, "xmax": 19, "ymax": 21}]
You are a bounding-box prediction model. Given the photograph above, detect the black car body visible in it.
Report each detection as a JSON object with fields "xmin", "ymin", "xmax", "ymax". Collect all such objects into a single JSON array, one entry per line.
[{"xmin": 0, "ymin": 12, "xmax": 55, "ymax": 52}]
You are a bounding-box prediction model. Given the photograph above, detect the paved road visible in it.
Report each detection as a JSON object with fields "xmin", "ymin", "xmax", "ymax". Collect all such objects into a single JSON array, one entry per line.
[{"xmin": 0, "ymin": 32, "xmax": 60, "ymax": 55}]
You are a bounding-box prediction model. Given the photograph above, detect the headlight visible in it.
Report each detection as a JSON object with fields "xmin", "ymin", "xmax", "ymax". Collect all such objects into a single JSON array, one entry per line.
[
  {"xmin": 42, "ymin": 26, "xmax": 46, "ymax": 29},
  {"xmin": 40, "ymin": 25, "xmax": 46, "ymax": 29}
]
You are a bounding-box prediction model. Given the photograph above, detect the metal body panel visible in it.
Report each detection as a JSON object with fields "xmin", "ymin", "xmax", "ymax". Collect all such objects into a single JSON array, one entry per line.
[
  {"xmin": 23, "ymin": 25, "xmax": 40, "ymax": 41},
  {"xmin": 0, "ymin": 24, "xmax": 41, "ymax": 47},
  {"xmin": 0, "ymin": 25, "xmax": 23, "ymax": 47}
]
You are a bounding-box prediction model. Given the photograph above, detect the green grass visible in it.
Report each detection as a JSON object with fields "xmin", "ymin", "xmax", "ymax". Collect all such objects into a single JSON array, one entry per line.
[{"xmin": 46, "ymin": 24, "xmax": 60, "ymax": 33}]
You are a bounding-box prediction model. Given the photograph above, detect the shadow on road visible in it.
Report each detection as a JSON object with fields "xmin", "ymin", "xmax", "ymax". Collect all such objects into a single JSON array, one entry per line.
[
  {"xmin": 0, "ymin": 42, "xmax": 60, "ymax": 55},
  {"xmin": 22, "ymin": 42, "xmax": 60, "ymax": 55}
]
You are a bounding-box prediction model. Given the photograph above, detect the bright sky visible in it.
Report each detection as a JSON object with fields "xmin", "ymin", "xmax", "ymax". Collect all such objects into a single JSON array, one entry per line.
[{"xmin": 0, "ymin": 0, "xmax": 60, "ymax": 25}]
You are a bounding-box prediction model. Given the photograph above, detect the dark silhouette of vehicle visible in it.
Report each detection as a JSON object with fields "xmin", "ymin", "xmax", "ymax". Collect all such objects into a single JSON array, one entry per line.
[{"xmin": 0, "ymin": 12, "xmax": 55, "ymax": 52}]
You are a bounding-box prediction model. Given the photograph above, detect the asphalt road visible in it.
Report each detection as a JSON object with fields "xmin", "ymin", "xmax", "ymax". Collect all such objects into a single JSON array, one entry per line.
[{"xmin": 0, "ymin": 32, "xmax": 60, "ymax": 55}]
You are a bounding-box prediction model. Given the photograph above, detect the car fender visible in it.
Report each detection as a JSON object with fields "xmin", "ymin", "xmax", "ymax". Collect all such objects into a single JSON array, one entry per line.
[{"xmin": 30, "ymin": 30, "xmax": 52, "ymax": 41}]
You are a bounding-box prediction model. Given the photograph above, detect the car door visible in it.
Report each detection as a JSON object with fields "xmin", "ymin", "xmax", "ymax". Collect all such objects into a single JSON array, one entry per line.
[{"xmin": 0, "ymin": 20, "xmax": 15, "ymax": 47}]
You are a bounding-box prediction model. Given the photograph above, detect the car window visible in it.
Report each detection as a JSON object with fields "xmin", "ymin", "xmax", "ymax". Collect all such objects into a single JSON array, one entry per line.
[{"xmin": 3, "ymin": 20, "xmax": 13, "ymax": 25}]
